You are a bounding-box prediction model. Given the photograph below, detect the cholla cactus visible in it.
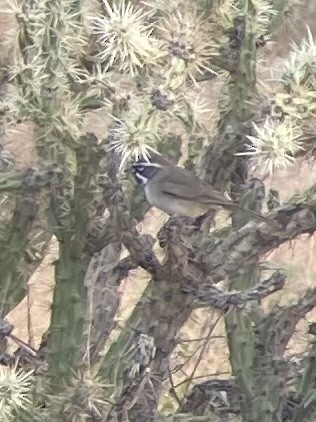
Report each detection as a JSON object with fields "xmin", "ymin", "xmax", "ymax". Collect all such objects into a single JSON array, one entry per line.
[
  {"xmin": 242, "ymin": 116, "xmax": 304, "ymax": 174},
  {"xmin": 0, "ymin": 364, "xmax": 33, "ymax": 421},
  {"xmin": 242, "ymin": 25, "xmax": 316, "ymax": 177},
  {"xmin": 282, "ymin": 26, "xmax": 316, "ymax": 91},
  {"xmin": 47, "ymin": 370, "xmax": 112, "ymax": 421},
  {"xmin": 90, "ymin": 0, "xmax": 161, "ymax": 75},
  {"xmin": 157, "ymin": 8, "xmax": 218, "ymax": 88},
  {"xmin": 2, "ymin": 0, "xmax": 316, "ymax": 422},
  {"xmin": 108, "ymin": 96, "xmax": 163, "ymax": 167}
]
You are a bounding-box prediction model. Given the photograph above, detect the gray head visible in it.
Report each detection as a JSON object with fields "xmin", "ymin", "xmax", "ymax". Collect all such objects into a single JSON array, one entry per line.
[{"xmin": 131, "ymin": 159, "xmax": 163, "ymax": 185}]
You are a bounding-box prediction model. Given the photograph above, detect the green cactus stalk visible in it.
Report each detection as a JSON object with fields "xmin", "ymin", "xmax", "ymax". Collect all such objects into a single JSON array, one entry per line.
[
  {"xmin": 0, "ymin": 166, "xmax": 56, "ymax": 317},
  {"xmin": 47, "ymin": 136, "xmax": 101, "ymax": 390},
  {"xmin": 0, "ymin": 185, "xmax": 37, "ymax": 317},
  {"xmin": 215, "ymin": 1, "xmax": 285, "ymax": 421},
  {"xmin": 291, "ymin": 325, "xmax": 316, "ymax": 421},
  {"xmin": 225, "ymin": 268, "xmax": 258, "ymax": 421},
  {"xmin": 10, "ymin": 0, "xmax": 95, "ymax": 392}
]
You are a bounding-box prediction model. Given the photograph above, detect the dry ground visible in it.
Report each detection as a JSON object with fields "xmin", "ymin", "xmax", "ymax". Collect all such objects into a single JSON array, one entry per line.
[{"xmin": 2, "ymin": 0, "xmax": 316, "ymax": 405}]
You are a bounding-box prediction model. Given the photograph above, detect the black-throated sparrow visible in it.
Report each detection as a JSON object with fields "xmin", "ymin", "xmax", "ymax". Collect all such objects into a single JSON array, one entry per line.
[{"xmin": 130, "ymin": 154, "xmax": 275, "ymax": 225}]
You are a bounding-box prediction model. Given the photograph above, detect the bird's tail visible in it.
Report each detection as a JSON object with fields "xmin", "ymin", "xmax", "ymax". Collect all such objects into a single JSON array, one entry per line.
[{"xmin": 233, "ymin": 203, "xmax": 278, "ymax": 227}]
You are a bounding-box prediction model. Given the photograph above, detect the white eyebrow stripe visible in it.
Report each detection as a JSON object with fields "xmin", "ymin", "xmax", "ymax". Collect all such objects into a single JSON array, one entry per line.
[
  {"xmin": 135, "ymin": 162, "xmax": 163, "ymax": 168},
  {"xmin": 135, "ymin": 173, "xmax": 148, "ymax": 184}
]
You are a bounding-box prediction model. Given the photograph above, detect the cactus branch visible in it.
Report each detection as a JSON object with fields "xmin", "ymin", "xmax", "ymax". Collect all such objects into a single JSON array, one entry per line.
[
  {"xmin": 47, "ymin": 135, "xmax": 101, "ymax": 390},
  {"xmin": 190, "ymin": 271, "xmax": 286, "ymax": 310},
  {"xmin": 197, "ymin": 198, "xmax": 316, "ymax": 284},
  {"xmin": 292, "ymin": 324, "xmax": 316, "ymax": 421},
  {"xmin": 84, "ymin": 242, "xmax": 121, "ymax": 365},
  {"xmin": 0, "ymin": 171, "xmax": 44, "ymax": 317}
]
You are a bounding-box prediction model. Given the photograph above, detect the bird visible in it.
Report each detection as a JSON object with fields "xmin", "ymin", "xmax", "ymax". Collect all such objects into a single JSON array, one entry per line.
[{"xmin": 130, "ymin": 154, "xmax": 276, "ymax": 225}]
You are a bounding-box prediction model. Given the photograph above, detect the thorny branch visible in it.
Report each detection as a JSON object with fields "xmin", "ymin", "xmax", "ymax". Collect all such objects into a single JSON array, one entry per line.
[
  {"xmin": 186, "ymin": 271, "xmax": 286, "ymax": 311},
  {"xmin": 179, "ymin": 376, "xmax": 302, "ymax": 419},
  {"xmin": 255, "ymin": 287, "xmax": 316, "ymax": 358},
  {"xmin": 197, "ymin": 202, "xmax": 316, "ymax": 283},
  {"xmin": 99, "ymin": 182, "xmax": 316, "ymax": 422},
  {"xmin": 0, "ymin": 319, "xmax": 45, "ymax": 372}
]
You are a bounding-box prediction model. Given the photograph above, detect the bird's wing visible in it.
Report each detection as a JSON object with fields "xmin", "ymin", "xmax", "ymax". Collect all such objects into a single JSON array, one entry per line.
[{"xmin": 161, "ymin": 170, "xmax": 233, "ymax": 207}]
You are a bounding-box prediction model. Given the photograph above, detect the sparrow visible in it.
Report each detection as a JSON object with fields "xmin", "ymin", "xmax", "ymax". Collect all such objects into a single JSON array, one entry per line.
[{"xmin": 130, "ymin": 154, "xmax": 275, "ymax": 225}]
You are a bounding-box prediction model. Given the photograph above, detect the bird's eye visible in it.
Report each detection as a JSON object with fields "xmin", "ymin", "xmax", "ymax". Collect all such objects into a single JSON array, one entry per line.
[{"xmin": 137, "ymin": 166, "xmax": 144, "ymax": 172}]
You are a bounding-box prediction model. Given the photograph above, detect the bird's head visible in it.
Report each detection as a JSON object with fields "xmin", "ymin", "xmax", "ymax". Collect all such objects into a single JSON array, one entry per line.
[{"xmin": 130, "ymin": 159, "xmax": 163, "ymax": 185}]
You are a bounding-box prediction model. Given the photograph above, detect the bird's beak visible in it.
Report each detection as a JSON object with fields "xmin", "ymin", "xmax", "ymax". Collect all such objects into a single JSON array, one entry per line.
[{"xmin": 125, "ymin": 165, "xmax": 136, "ymax": 175}]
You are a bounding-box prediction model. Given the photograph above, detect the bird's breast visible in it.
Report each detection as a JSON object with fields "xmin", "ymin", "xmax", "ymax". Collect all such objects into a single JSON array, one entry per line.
[{"xmin": 144, "ymin": 183, "xmax": 211, "ymax": 217}]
